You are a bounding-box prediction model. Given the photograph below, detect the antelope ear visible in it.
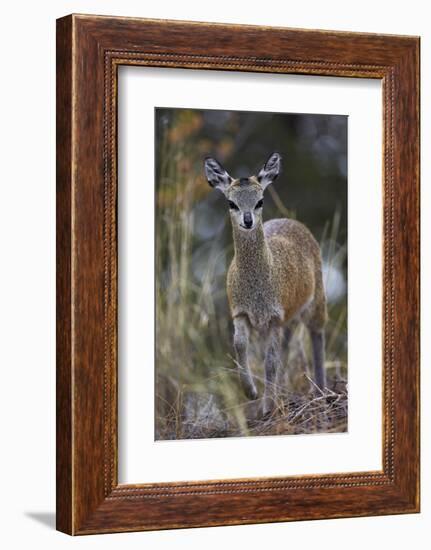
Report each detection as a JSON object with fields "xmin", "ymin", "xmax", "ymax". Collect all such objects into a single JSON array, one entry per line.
[
  {"xmin": 204, "ymin": 157, "xmax": 233, "ymax": 194},
  {"xmin": 258, "ymin": 152, "xmax": 281, "ymax": 189}
]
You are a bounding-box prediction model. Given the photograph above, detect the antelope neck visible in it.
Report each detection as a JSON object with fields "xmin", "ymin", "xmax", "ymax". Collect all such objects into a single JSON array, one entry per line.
[{"xmin": 232, "ymin": 221, "xmax": 272, "ymax": 274}]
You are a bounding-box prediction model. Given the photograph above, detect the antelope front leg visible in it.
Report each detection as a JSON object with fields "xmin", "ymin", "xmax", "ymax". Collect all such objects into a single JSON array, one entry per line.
[
  {"xmin": 233, "ymin": 316, "xmax": 258, "ymax": 400},
  {"xmin": 263, "ymin": 322, "xmax": 283, "ymax": 417}
]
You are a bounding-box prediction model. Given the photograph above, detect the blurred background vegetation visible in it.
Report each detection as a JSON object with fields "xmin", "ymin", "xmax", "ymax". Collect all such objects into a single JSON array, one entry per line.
[{"xmin": 155, "ymin": 107, "xmax": 348, "ymax": 440}]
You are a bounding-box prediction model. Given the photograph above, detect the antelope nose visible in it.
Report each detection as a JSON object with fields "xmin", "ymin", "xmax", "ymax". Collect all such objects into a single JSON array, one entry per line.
[{"xmin": 243, "ymin": 212, "xmax": 252, "ymax": 228}]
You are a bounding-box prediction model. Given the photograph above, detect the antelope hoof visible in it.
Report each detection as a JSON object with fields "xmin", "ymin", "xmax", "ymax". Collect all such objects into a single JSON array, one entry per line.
[
  {"xmin": 244, "ymin": 383, "xmax": 258, "ymax": 401},
  {"xmin": 262, "ymin": 397, "xmax": 276, "ymax": 419}
]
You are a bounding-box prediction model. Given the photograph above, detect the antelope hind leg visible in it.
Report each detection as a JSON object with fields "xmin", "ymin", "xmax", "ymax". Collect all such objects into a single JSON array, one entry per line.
[{"xmin": 310, "ymin": 329, "xmax": 326, "ymax": 390}]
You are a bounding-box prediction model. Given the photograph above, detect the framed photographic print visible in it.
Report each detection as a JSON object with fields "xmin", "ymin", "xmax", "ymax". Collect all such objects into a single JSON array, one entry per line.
[{"xmin": 56, "ymin": 14, "xmax": 420, "ymax": 535}]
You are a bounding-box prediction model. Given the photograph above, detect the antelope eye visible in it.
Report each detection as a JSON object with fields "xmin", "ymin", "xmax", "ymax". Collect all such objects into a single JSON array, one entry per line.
[
  {"xmin": 255, "ymin": 199, "xmax": 264, "ymax": 209},
  {"xmin": 228, "ymin": 200, "xmax": 239, "ymax": 211}
]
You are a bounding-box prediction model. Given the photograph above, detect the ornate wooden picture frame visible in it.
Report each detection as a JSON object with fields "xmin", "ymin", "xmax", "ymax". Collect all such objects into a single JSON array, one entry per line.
[{"xmin": 56, "ymin": 14, "xmax": 420, "ymax": 535}]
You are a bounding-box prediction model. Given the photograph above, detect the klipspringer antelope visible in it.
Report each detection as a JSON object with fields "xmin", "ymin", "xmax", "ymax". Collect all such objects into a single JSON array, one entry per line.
[{"xmin": 204, "ymin": 152, "xmax": 327, "ymax": 416}]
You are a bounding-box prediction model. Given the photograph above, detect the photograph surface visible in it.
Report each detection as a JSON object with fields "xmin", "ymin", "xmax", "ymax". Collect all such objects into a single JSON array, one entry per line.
[{"xmin": 154, "ymin": 107, "xmax": 348, "ymax": 441}]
